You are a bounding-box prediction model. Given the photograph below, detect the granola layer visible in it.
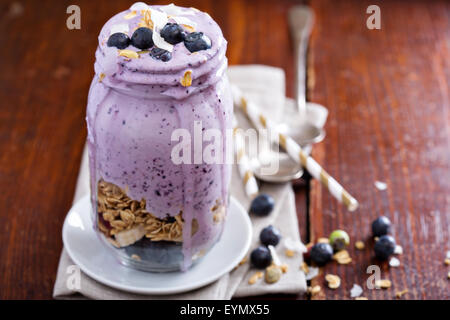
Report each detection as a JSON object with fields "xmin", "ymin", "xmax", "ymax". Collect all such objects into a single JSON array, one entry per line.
[{"xmin": 96, "ymin": 180, "xmax": 224, "ymax": 248}]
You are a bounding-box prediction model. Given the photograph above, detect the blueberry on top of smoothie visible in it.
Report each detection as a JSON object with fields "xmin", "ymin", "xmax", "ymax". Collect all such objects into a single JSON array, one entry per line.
[
  {"xmin": 150, "ymin": 47, "xmax": 172, "ymax": 62},
  {"xmin": 131, "ymin": 27, "xmax": 154, "ymax": 49},
  {"xmin": 107, "ymin": 32, "xmax": 130, "ymax": 49},
  {"xmin": 160, "ymin": 23, "xmax": 186, "ymax": 45},
  {"xmin": 184, "ymin": 32, "xmax": 211, "ymax": 52}
]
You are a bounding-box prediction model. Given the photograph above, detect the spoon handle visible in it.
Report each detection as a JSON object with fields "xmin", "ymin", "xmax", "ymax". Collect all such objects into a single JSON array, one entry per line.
[{"xmin": 288, "ymin": 5, "xmax": 314, "ymax": 119}]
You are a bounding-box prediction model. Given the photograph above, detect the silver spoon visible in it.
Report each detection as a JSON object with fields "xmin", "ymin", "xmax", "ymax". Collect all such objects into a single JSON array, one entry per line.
[
  {"xmin": 286, "ymin": 4, "xmax": 325, "ymax": 146},
  {"xmin": 252, "ymin": 143, "xmax": 304, "ymax": 183},
  {"xmin": 253, "ymin": 5, "xmax": 323, "ymax": 183}
]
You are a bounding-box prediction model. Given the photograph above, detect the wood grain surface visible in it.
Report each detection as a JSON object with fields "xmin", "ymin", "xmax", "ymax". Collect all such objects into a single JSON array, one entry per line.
[
  {"xmin": 0, "ymin": 0, "xmax": 448, "ymax": 299},
  {"xmin": 307, "ymin": 0, "xmax": 450, "ymax": 300}
]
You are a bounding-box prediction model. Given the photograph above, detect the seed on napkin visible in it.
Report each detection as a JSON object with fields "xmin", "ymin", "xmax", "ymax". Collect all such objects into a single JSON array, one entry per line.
[
  {"xmin": 265, "ymin": 265, "xmax": 282, "ymax": 284},
  {"xmin": 248, "ymin": 271, "xmax": 263, "ymax": 285}
]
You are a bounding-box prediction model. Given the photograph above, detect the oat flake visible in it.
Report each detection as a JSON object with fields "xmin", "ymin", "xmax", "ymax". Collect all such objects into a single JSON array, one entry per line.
[{"xmin": 180, "ymin": 70, "xmax": 193, "ymax": 87}]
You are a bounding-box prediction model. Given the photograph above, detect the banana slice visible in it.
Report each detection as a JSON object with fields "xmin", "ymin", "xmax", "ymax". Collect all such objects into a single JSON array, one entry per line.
[{"xmin": 115, "ymin": 224, "xmax": 145, "ymax": 247}]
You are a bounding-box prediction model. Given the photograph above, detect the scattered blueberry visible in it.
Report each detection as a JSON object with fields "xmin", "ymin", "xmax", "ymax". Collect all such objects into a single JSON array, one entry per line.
[
  {"xmin": 250, "ymin": 246, "xmax": 272, "ymax": 269},
  {"xmin": 150, "ymin": 47, "xmax": 172, "ymax": 62},
  {"xmin": 131, "ymin": 27, "xmax": 154, "ymax": 49},
  {"xmin": 260, "ymin": 225, "xmax": 281, "ymax": 247},
  {"xmin": 250, "ymin": 194, "xmax": 275, "ymax": 216},
  {"xmin": 184, "ymin": 32, "xmax": 211, "ymax": 52},
  {"xmin": 160, "ymin": 23, "xmax": 186, "ymax": 44},
  {"xmin": 107, "ymin": 33, "xmax": 130, "ymax": 49},
  {"xmin": 329, "ymin": 230, "xmax": 350, "ymax": 252},
  {"xmin": 310, "ymin": 243, "xmax": 333, "ymax": 266},
  {"xmin": 371, "ymin": 216, "xmax": 391, "ymax": 237},
  {"xmin": 374, "ymin": 235, "xmax": 396, "ymax": 260}
]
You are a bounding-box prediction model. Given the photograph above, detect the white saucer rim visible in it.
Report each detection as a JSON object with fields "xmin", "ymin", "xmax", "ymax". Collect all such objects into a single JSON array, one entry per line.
[{"xmin": 62, "ymin": 194, "xmax": 252, "ymax": 295}]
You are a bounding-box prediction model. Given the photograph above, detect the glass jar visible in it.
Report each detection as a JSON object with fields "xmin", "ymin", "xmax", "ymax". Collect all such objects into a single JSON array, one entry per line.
[{"xmin": 86, "ymin": 4, "xmax": 233, "ymax": 272}]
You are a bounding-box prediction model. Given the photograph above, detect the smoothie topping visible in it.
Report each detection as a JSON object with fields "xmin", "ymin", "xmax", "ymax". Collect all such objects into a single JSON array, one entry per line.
[
  {"xmin": 180, "ymin": 70, "xmax": 193, "ymax": 87},
  {"xmin": 124, "ymin": 10, "xmax": 138, "ymax": 20},
  {"xmin": 152, "ymin": 29, "xmax": 174, "ymax": 52},
  {"xmin": 131, "ymin": 27, "xmax": 154, "ymax": 49},
  {"xmin": 118, "ymin": 49, "xmax": 139, "ymax": 59},
  {"xmin": 149, "ymin": 47, "xmax": 172, "ymax": 62},
  {"xmin": 107, "ymin": 32, "xmax": 130, "ymax": 49},
  {"xmin": 137, "ymin": 9, "xmax": 154, "ymax": 29},
  {"xmin": 160, "ymin": 23, "xmax": 186, "ymax": 44},
  {"xmin": 161, "ymin": 3, "xmax": 195, "ymax": 17},
  {"xmin": 110, "ymin": 23, "xmax": 129, "ymax": 35},
  {"xmin": 105, "ymin": 3, "xmax": 213, "ymax": 67},
  {"xmin": 184, "ymin": 32, "xmax": 212, "ymax": 52},
  {"xmin": 170, "ymin": 16, "xmax": 197, "ymax": 32},
  {"xmin": 130, "ymin": 2, "xmax": 150, "ymax": 12}
]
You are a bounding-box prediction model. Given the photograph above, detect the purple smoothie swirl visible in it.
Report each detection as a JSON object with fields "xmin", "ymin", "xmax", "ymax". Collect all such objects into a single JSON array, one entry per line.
[{"xmin": 86, "ymin": 3, "xmax": 233, "ymax": 271}]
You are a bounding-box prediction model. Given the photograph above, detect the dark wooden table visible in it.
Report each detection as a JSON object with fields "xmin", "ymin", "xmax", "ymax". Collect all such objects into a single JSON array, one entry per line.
[{"xmin": 0, "ymin": 0, "xmax": 448, "ymax": 299}]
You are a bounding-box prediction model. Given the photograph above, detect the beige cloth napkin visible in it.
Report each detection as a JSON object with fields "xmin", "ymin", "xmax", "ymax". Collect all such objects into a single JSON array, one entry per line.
[{"xmin": 53, "ymin": 65, "xmax": 309, "ymax": 299}]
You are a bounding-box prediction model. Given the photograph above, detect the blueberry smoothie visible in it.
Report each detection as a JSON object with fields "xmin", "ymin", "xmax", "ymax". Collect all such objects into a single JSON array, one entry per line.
[{"xmin": 86, "ymin": 3, "xmax": 233, "ymax": 271}]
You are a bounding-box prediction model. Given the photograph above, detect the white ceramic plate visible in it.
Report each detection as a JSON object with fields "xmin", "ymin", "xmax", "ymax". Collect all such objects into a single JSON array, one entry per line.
[{"xmin": 62, "ymin": 195, "xmax": 252, "ymax": 295}]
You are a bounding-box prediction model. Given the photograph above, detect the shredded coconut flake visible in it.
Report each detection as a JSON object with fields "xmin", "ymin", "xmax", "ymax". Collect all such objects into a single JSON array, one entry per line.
[
  {"xmin": 375, "ymin": 181, "xmax": 387, "ymax": 190},
  {"xmin": 172, "ymin": 16, "xmax": 197, "ymax": 28},
  {"xmin": 150, "ymin": 8, "xmax": 169, "ymax": 30},
  {"xmin": 389, "ymin": 257, "xmax": 400, "ymax": 267},
  {"xmin": 350, "ymin": 284, "xmax": 363, "ymax": 298},
  {"xmin": 268, "ymin": 245, "xmax": 281, "ymax": 266},
  {"xmin": 110, "ymin": 23, "xmax": 130, "ymax": 35},
  {"xmin": 284, "ymin": 237, "xmax": 307, "ymax": 254},
  {"xmin": 146, "ymin": 8, "xmax": 174, "ymax": 51},
  {"xmin": 130, "ymin": 2, "xmax": 149, "ymax": 11},
  {"xmin": 305, "ymin": 266, "xmax": 319, "ymax": 280},
  {"xmin": 161, "ymin": 3, "xmax": 195, "ymax": 16},
  {"xmin": 446, "ymin": 251, "xmax": 450, "ymax": 260},
  {"xmin": 394, "ymin": 245, "xmax": 403, "ymax": 255},
  {"xmin": 152, "ymin": 31, "xmax": 173, "ymax": 52}
]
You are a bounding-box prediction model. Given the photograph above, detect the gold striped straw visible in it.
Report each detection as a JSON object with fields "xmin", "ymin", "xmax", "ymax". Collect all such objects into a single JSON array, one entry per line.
[
  {"xmin": 231, "ymin": 85, "xmax": 358, "ymax": 211},
  {"xmin": 233, "ymin": 126, "xmax": 259, "ymax": 199}
]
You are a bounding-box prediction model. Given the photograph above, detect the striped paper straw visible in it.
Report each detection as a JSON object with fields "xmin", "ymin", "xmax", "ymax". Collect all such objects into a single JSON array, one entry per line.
[
  {"xmin": 231, "ymin": 85, "xmax": 358, "ymax": 211},
  {"xmin": 233, "ymin": 127, "xmax": 259, "ymax": 199}
]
